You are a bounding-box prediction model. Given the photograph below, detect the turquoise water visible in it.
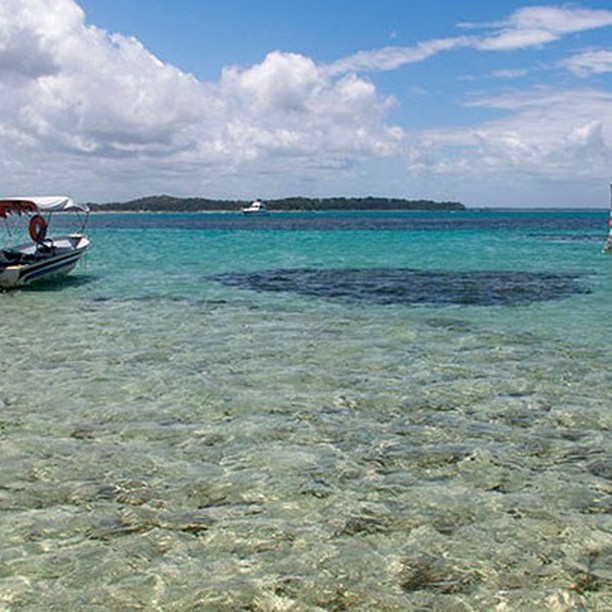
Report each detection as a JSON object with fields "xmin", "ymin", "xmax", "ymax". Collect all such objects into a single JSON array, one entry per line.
[{"xmin": 1, "ymin": 210, "xmax": 612, "ymax": 610}]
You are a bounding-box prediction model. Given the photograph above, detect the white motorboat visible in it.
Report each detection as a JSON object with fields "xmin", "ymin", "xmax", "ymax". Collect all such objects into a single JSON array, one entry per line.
[
  {"xmin": 241, "ymin": 199, "xmax": 268, "ymax": 215},
  {"xmin": 0, "ymin": 196, "xmax": 90, "ymax": 288}
]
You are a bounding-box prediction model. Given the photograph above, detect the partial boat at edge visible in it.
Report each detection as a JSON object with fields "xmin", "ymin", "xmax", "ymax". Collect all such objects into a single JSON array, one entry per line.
[{"xmin": 0, "ymin": 196, "xmax": 90, "ymax": 289}]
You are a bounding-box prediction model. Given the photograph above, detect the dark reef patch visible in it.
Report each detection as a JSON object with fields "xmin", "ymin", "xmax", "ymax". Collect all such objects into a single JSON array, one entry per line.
[{"xmin": 210, "ymin": 268, "xmax": 589, "ymax": 306}]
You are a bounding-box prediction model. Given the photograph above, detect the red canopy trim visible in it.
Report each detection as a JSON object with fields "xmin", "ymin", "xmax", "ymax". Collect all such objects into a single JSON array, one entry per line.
[{"xmin": 0, "ymin": 200, "xmax": 39, "ymax": 218}]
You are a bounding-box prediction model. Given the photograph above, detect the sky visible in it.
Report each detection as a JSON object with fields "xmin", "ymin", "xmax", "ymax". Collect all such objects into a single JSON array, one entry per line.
[{"xmin": 2, "ymin": 1, "xmax": 612, "ymax": 207}]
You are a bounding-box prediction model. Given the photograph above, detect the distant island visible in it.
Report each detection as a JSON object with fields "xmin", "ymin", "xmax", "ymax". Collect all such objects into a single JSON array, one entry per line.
[{"xmin": 88, "ymin": 195, "xmax": 465, "ymax": 212}]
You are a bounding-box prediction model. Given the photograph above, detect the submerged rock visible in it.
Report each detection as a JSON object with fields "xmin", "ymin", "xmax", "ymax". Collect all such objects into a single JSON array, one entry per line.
[{"xmin": 211, "ymin": 268, "xmax": 588, "ymax": 307}]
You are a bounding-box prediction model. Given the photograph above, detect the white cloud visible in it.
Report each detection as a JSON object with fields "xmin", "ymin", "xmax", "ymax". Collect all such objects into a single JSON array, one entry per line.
[
  {"xmin": 467, "ymin": 6, "xmax": 612, "ymax": 50},
  {"xmin": 0, "ymin": 1, "xmax": 212, "ymax": 156},
  {"xmin": 490, "ymin": 68, "xmax": 528, "ymax": 79},
  {"xmin": 327, "ymin": 37, "xmax": 472, "ymax": 75},
  {"xmin": 329, "ymin": 6, "xmax": 612, "ymax": 74},
  {"xmin": 405, "ymin": 88, "xmax": 612, "ymax": 181},
  {"xmin": 475, "ymin": 28, "xmax": 557, "ymax": 51},
  {"xmin": 492, "ymin": 5, "xmax": 612, "ymax": 34},
  {"xmin": 0, "ymin": 0, "xmax": 403, "ymax": 200},
  {"xmin": 563, "ymin": 49, "xmax": 612, "ymax": 76},
  {"xmin": 1, "ymin": 1, "xmax": 611, "ymax": 206}
]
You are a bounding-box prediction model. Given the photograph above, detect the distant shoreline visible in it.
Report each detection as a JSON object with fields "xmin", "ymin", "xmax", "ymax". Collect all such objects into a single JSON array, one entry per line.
[{"xmin": 87, "ymin": 195, "xmax": 465, "ymax": 213}]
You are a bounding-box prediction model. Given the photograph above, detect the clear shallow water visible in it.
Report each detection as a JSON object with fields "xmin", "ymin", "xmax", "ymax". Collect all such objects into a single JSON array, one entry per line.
[{"xmin": 1, "ymin": 210, "xmax": 612, "ymax": 610}]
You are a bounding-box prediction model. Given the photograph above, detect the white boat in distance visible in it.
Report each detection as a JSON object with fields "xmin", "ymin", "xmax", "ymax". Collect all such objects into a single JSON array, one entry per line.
[
  {"xmin": 241, "ymin": 199, "xmax": 268, "ymax": 215},
  {"xmin": 0, "ymin": 196, "xmax": 90, "ymax": 288}
]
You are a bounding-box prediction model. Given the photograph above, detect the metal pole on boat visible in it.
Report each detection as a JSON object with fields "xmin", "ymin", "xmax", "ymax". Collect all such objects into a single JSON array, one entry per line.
[
  {"xmin": 605, "ymin": 183, "xmax": 612, "ymax": 253},
  {"xmin": 609, "ymin": 182, "xmax": 612, "ymax": 233}
]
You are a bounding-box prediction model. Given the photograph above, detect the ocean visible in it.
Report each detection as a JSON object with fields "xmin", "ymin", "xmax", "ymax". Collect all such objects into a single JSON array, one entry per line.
[{"xmin": 1, "ymin": 209, "xmax": 611, "ymax": 610}]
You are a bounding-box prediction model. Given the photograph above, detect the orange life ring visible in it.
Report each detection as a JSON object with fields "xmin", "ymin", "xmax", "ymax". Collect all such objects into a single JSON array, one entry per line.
[{"xmin": 29, "ymin": 214, "xmax": 47, "ymax": 243}]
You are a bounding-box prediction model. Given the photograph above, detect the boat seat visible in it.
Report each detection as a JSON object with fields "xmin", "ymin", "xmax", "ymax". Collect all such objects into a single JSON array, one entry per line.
[
  {"xmin": 2, "ymin": 249, "xmax": 22, "ymax": 262},
  {"xmin": 1, "ymin": 249, "xmax": 36, "ymax": 263}
]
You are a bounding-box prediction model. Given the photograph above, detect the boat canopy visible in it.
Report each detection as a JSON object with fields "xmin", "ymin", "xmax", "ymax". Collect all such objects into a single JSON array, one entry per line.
[{"xmin": 0, "ymin": 196, "xmax": 89, "ymax": 218}]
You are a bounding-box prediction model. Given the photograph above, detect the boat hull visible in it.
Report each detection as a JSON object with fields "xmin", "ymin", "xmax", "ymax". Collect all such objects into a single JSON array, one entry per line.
[{"xmin": 0, "ymin": 235, "xmax": 89, "ymax": 288}]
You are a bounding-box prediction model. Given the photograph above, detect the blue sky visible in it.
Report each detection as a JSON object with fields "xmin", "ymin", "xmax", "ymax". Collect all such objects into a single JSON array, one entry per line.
[{"xmin": 2, "ymin": 1, "xmax": 612, "ymax": 207}]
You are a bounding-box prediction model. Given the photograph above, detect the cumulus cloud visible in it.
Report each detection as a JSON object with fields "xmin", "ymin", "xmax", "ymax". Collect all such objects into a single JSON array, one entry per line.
[
  {"xmin": 0, "ymin": 1, "xmax": 213, "ymax": 161},
  {"xmin": 405, "ymin": 88, "xmax": 612, "ymax": 181},
  {"xmin": 1, "ymin": 1, "xmax": 612, "ymax": 205},
  {"xmin": 0, "ymin": 0, "xmax": 404, "ymax": 199},
  {"xmin": 221, "ymin": 53, "xmax": 402, "ymax": 161}
]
